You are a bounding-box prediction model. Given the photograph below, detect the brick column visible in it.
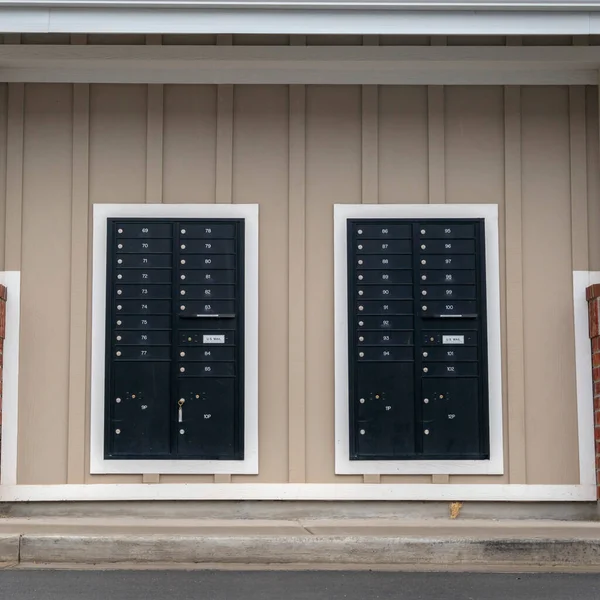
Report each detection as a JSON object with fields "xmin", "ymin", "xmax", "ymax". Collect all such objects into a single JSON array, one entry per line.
[{"xmin": 586, "ymin": 284, "xmax": 600, "ymax": 499}]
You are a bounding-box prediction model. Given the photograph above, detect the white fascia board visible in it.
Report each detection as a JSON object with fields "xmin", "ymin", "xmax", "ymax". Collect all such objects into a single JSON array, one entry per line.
[{"xmin": 0, "ymin": 6, "xmax": 598, "ymax": 36}]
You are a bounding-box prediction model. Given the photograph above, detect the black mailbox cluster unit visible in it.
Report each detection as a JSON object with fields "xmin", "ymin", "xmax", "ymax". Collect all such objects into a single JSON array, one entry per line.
[
  {"xmin": 105, "ymin": 218, "xmax": 244, "ymax": 460},
  {"xmin": 347, "ymin": 219, "xmax": 489, "ymax": 460}
]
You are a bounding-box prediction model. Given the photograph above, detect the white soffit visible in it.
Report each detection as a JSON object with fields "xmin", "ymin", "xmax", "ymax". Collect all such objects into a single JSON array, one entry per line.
[{"xmin": 5, "ymin": 2, "xmax": 600, "ymax": 35}]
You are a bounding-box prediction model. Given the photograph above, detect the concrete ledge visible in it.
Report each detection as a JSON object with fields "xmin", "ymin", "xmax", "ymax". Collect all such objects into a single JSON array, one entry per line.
[
  {"xmin": 17, "ymin": 534, "xmax": 600, "ymax": 567},
  {"xmin": 0, "ymin": 534, "xmax": 20, "ymax": 563}
]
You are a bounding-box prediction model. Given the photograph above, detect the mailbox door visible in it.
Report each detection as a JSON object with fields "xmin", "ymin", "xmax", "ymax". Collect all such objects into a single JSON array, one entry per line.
[
  {"xmin": 347, "ymin": 218, "xmax": 489, "ymax": 461},
  {"xmin": 104, "ymin": 218, "xmax": 245, "ymax": 460}
]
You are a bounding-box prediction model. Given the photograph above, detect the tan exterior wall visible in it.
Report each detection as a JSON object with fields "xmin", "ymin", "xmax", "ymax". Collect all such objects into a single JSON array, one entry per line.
[{"xmin": 0, "ymin": 37, "xmax": 595, "ymax": 487}]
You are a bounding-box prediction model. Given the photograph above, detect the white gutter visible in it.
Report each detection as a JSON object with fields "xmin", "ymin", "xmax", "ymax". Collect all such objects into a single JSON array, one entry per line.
[{"xmin": 3, "ymin": 1, "xmax": 600, "ymax": 35}]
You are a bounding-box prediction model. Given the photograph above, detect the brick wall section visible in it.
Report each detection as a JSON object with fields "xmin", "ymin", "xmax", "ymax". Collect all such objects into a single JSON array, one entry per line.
[{"xmin": 586, "ymin": 283, "xmax": 600, "ymax": 500}]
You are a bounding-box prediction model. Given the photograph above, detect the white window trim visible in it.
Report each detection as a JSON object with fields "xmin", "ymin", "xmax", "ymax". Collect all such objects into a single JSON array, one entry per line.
[
  {"xmin": 90, "ymin": 203, "xmax": 259, "ymax": 475},
  {"xmin": 334, "ymin": 204, "xmax": 503, "ymax": 475}
]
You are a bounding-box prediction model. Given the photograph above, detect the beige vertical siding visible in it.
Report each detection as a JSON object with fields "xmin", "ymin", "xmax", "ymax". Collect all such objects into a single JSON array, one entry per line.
[{"xmin": 4, "ymin": 40, "xmax": 596, "ymax": 486}]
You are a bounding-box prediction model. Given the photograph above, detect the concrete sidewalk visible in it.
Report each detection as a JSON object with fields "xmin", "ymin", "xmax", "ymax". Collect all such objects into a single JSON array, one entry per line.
[{"xmin": 2, "ymin": 517, "xmax": 600, "ymax": 570}]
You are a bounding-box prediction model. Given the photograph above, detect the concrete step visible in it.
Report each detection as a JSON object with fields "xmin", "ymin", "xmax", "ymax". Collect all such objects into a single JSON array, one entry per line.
[{"xmin": 2, "ymin": 517, "xmax": 600, "ymax": 569}]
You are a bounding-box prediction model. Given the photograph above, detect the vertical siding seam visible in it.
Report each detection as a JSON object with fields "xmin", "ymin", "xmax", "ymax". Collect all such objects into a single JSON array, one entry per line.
[
  {"xmin": 504, "ymin": 82, "xmax": 527, "ymax": 484},
  {"xmin": 288, "ymin": 34, "xmax": 307, "ymax": 483},
  {"xmin": 361, "ymin": 36, "xmax": 379, "ymax": 207},
  {"xmin": 427, "ymin": 36, "xmax": 446, "ymax": 206},
  {"xmin": 215, "ymin": 35, "xmax": 234, "ymax": 205},
  {"xmin": 5, "ymin": 82, "xmax": 24, "ymax": 272},
  {"xmin": 67, "ymin": 34, "xmax": 90, "ymax": 484},
  {"xmin": 145, "ymin": 35, "xmax": 164, "ymax": 205},
  {"xmin": 569, "ymin": 85, "xmax": 588, "ymax": 272}
]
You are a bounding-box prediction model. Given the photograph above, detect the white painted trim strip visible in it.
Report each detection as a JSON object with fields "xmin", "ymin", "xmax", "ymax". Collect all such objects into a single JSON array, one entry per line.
[
  {"xmin": 334, "ymin": 204, "xmax": 504, "ymax": 475},
  {"xmin": 91, "ymin": 204, "xmax": 259, "ymax": 475},
  {"xmin": 0, "ymin": 272, "xmax": 20, "ymax": 486},
  {"xmin": 573, "ymin": 271, "xmax": 598, "ymax": 487},
  {"xmin": 0, "ymin": 483, "xmax": 594, "ymax": 502},
  {"xmin": 3, "ymin": 7, "xmax": 600, "ymax": 36}
]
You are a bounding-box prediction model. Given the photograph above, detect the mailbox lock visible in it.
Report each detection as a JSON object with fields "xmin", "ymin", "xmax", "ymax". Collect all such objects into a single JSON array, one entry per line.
[
  {"xmin": 180, "ymin": 305, "xmax": 186, "ymax": 311},
  {"xmin": 375, "ymin": 394, "xmax": 380, "ymax": 399},
  {"xmin": 422, "ymin": 305, "xmax": 427, "ymax": 311},
  {"xmin": 117, "ymin": 244, "xmax": 123, "ymax": 249},
  {"xmin": 357, "ymin": 245, "xmax": 363, "ymax": 250},
  {"xmin": 181, "ymin": 259, "xmax": 186, "ymax": 265},
  {"xmin": 181, "ymin": 229, "xmax": 186, "ymax": 235},
  {"xmin": 421, "ymin": 259, "xmax": 426, "ymax": 265},
  {"xmin": 116, "ymin": 320, "xmax": 122, "ymax": 326},
  {"xmin": 358, "ymin": 290, "xmax": 363, "ymax": 296},
  {"xmin": 358, "ymin": 260, "xmax": 363, "ymax": 265},
  {"xmin": 360, "ymin": 429, "xmax": 365, "ymax": 435},
  {"xmin": 180, "ymin": 351, "xmax": 185, "ymax": 357},
  {"xmin": 115, "ymin": 397, "xmax": 121, "ymax": 404},
  {"xmin": 423, "ymin": 398, "xmax": 429, "ymax": 404},
  {"xmin": 179, "ymin": 429, "xmax": 185, "ymax": 435},
  {"xmin": 439, "ymin": 394, "xmax": 444, "ymax": 399},
  {"xmin": 116, "ymin": 351, "xmax": 122, "ymax": 357},
  {"xmin": 358, "ymin": 229, "xmax": 363, "ymax": 235},
  {"xmin": 358, "ymin": 275, "xmax": 363, "ymax": 281},
  {"xmin": 178, "ymin": 399, "xmax": 185, "ymax": 407},
  {"xmin": 181, "ymin": 244, "xmax": 186, "ymax": 250},
  {"xmin": 423, "ymin": 367, "xmax": 428, "ymax": 373},
  {"xmin": 359, "ymin": 398, "xmax": 365, "ymax": 404},
  {"xmin": 359, "ymin": 352, "xmax": 364, "ymax": 357},
  {"xmin": 117, "ymin": 289, "xmax": 122, "ymax": 295},
  {"xmin": 422, "ymin": 351, "xmax": 428, "ymax": 358},
  {"xmin": 118, "ymin": 228, "xmax": 123, "ymax": 234},
  {"xmin": 359, "ymin": 336, "xmax": 364, "ymax": 342},
  {"xmin": 358, "ymin": 305, "xmax": 364, "ymax": 311},
  {"xmin": 115, "ymin": 429, "xmax": 121, "ymax": 435},
  {"xmin": 421, "ymin": 229, "xmax": 426, "ymax": 234},
  {"xmin": 421, "ymin": 275, "xmax": 426, "ymax": 281},
  {"xmin": 181, "ymin": 275, "xmax": 186, "ymax": 280},
  {"xmin": 116, "ymin": 335, "xmax": 122, "ymax": 341},
  {"xmin": 421, "ymin": 244, "xmax": 426, "ymax": 250},
  {"xmin": 117, "ymin": 274, "xmax": 122, "ymax": 280},
  {"xmin": 358, "ymin": 321, "xmax": 364, "ymax": 326},
  {"xmin": 132, "ymin": 394, "xmax": 136, "ymax": 399},
  {"xmin": 180, "ymin": 367, "xmax": 185, "ymax": 373},
  {"xmin": 424, "ymin": 429, "xmax": 430, "ymax": 435},
  {"xmin": 117, "ymin": 259, "xmax": 123, "ymax": 265},
  {"xmin": 181, "ymin": 290, "xmax": 186, "ymax": 296},
  {"xmin": 421, "ymin": 290, "xmax": 427, "ymax": 296}
]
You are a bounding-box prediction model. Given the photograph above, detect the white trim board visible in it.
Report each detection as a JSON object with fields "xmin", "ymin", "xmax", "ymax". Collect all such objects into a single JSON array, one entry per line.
[
  {"xmin": 4, "ymin": 7, "xmax": 600, "ymax": 36},
  {"xmin": 0, "ymin": 272, "xmax": 21, "ymax": 487},
  {"xmin": 91, "ymin": 204, "xmax": 259, "ymax": 475},
  {"xmin": 333, "ymin": 204, "xmax": 504, "ymax": 475},
  {"xmin": 0, "ymin": 483, "xmax": 595, "ymax": 502}
]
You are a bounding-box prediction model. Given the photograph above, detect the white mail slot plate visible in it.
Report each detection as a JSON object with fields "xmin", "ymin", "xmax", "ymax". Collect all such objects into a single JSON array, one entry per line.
[
  {"xmin": 203, "ymin": 334, "xmax": 225, "ymax": 344},
  {"xmin": 442, "ymin": 335, "xmax": 464, "ymax": 345}
]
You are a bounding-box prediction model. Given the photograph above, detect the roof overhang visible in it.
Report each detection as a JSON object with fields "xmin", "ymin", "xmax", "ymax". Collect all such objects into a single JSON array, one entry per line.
[{"xmin": 6, "ymin": 1, "xmax": 600, "ymax": 35}]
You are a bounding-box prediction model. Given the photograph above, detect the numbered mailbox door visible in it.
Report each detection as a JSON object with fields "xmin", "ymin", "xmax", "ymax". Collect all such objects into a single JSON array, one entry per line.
[
  {"xmin": 347, "ymin": 218, "xmax": 490, "ymax": 461},
  {"xmin": 105, "ymin": 218, "xmax": 245, "ymax": 461}
]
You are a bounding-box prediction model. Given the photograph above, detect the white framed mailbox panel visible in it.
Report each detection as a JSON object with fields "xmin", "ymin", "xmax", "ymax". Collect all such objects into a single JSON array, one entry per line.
[
  {"xmin": 334, "ymin": 203, "xmax": 503, "ymax": 475},
  {"xmin": 91, "ymin": 203, "xmax": 259, "ymax": 475}
]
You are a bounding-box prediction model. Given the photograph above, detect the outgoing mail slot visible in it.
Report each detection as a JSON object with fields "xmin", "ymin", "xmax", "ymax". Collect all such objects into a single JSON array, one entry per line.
[
  {"xmin": 420, "ymin": 286, "xmax": 476, "ymax": 300},
  {"xmin": 116, "ymin": 239, "xmax": 172, "ymax": 254},
  {"xmin": 179, "ymin": 239, "xmax": 235, "ymax": 254},
  {"xmin": 419, "ymin": 240, "xmax": 475, "ymax": 254},
  {"xmin": 179, "ymin": 285, "xmax": 235, "ymax": 300},
  {"xmin": 115, "ymin": 315, "xmax": 171, "ymax": 330},
  {"xmin": 419, "ymin": 223, "xmax": 475, "ymax": 239},
  {"xmin": 357, "ymin": 270, "xmax": 412, "ymax": 285},
  {"xmin": 420, "ymin": 301, "xmax": 477, "ymax": 317},
  {"xmin": 421, "ymin": 346, "xmax": 478, "ymax": 361},
  {"xmin": 179, "ymin": 300, "xmax": 236, "ymax": 316},
  {"xmin": 114, "ymin": 331, "xmax": 171, "ymax": 345},
  {"xmin": 356, "ymin": 255, "xmax": 412, "ymax": 270},
  {"xmin": 182, "ymin": 254, "xmax": 235, "ymax": 269},
  {"xmin": 115, "ymin": 284, "xmax": 172, "ymax": 300},
  {"xmin": 116, "ymin": 300, "xmax": 171, "ymax": 315},
  {"xmin": 116, "ymin": 270, "xmax": 172, "ymax": 284},
  {"xmin": 115, "ymin": 223, "xmax": 172, "ymax": 239},
  {"xmin": 358, "ymin": 347, "xmax": 413, "ymax": 361},
  {"xmin": 178, "ymin": 362, "xmax": 235, "ymax": 377},
  {"xmin": 178, "ymin": 347, "xmax": 235, "ymax": 361},
  {"xmin": 114, "ymin": 346, "xmax": 171, "ymax": 361},
  {"xmin": 358, "ymin": 331, "xmax": 413, "ymax": 345},
  {"xmin": 357, "ymin": 315, "xmax": 413, "ymax": 330},
  {"xmin": 357, "ymin": 301, "xmax": 414, "ymax": 315},
  {"xmin": 356, "ymin": 240, "xmax": 412, "ymax": 254},
  {"xmin": 356, "ymin": 285, "xmax": 412, "ymax": 300},
  {"xmin": 422, "ymin": 362, "xmax": 478, "ymax": 377},
  {"xmin": 180, "ymin": 270, "xmax": 236, "ymax": 285},
  {"xmin": 419, "ymin": 255, "xmax": 476, "ymax": 270},
  {"xmin": 355, "ymin": 223, "xmax": 412, "ymax": 239},
  {"xmin": 116, "ymin": 254, "xmax": 172, "ymax": 269},
  {"xmin": 179, "ymin": 331, "xmax": 235, "ymax": 345},
  {"xmin": 179, "ymin": 223, "xmax": 236, "ymax": 239},
  {"xmin": 420, "ymin": 270, "xmax": 476, "ymax": 285},
  {"xmin": 422, "ymin": 331, "xmax": 477, "ymax": 346}
]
